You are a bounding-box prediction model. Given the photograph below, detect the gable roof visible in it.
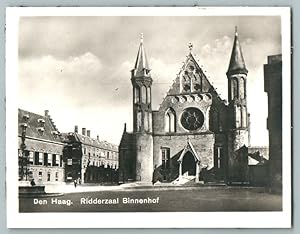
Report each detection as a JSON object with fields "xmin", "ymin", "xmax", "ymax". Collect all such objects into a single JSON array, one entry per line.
[
  {"xmin": 178, "ymin": 139, "xmax": 200, "ymax": 162},
  {"xmin": 18, "ymin": 108, "xmax": 63, "ymax": 143},
  {"xmin": 158, "ymin": 50, "xmax": 227, "ymax": 111},
  {"xmin": 67, "ymin": 132, "xmax": 118, "ymax": 152}
]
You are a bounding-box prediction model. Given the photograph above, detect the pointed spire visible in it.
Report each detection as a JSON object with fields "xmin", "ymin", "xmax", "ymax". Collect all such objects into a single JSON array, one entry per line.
[
  {"xmin": 132, "ymin": 33, "xmax": 151, "ymax": 78},
  {"xmin": 227, "ymin": 27, "xmax": 248, "ymax": 76}
]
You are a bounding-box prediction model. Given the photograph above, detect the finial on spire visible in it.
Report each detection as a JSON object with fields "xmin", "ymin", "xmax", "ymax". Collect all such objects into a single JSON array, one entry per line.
[
  {"xmin": 188, "ymin": 42, "xmax": 193, "ymax": 52},
  {"xmin": 140, "ymin": 33, "xmax": 144, "ymax": 43},
  {"xmin": 235, "ymin": 26, "xmax": 238, "ymax": 36}
]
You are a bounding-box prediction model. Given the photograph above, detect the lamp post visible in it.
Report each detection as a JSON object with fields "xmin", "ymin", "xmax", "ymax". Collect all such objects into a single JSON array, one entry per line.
[{"xmin": 19, "ymin": 123, "xmax": 28, "ymax": 181}]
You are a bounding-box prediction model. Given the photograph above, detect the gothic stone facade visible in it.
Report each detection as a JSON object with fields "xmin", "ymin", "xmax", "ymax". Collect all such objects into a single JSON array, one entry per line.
[{"xmin": 119, "ymin": 30, "xmax": 250, "ymax": 184}]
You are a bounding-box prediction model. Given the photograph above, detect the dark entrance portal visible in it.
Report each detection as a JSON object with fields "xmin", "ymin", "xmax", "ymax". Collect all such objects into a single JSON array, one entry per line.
[{"xmin": 182, "ymin": 152, "xmax": 196, "ymax": 176}]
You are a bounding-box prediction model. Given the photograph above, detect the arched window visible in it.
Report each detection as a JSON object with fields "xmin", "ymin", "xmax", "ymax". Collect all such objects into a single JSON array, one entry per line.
[
  {"xmin": 147, "ymin": 86, "xmax": 151, "ymax": 104},
  {"xmin": 165, "ymin": 108, "xmax": 176, "ymax": 132},
  {"xmin": 232, "ymin": 78, "xmax": 238, "ymax": 99},
  {"xmin": 239, "ymin": 78, "xmax": 245, "ymax": 99},
  {"xmin": 141, "ymin": 86, "xmax": 147, "ymax": 103},
  {"xmin": 134, "ymin": 86, "xmax": 140, "ymax": 103}
]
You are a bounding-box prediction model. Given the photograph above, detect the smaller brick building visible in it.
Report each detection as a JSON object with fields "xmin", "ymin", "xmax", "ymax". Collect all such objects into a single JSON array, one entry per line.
[
  {"xmin": 18, "ymin": 109, "xmax": 65, "ymax": 184},
  {"xmin": 63, "ymin": 126, "xmax": 119, "ymax": 184}
]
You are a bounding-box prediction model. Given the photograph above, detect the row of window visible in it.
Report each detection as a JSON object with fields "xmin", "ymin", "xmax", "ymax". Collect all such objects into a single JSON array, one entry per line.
[
  {"xmin": 67, "ymin": 158, "xmax": 118, "ymax": 169},
  {"xmin": 28, "ymin": 170, "xmax": 60, "ymax": 182},
  {"xmin": 134, "ymin": 86, "xmax": 151, "ymax": 104},
  {"xmin": 82, "ymin": 147, "xmax": 118, "ymax": 160},
  {"xmin": 160, "ymin": 146, "xmax": 223, "ymax": 170},
  {"xmin": 231, "ymin": 77, "xmax": 246, "ymax": 100},
  {"xmin": 20, "ymin": 150, "xmax": 63, "ymax": 167},
  {"xmin": 181, "ymin": 71, "xmax": 203, "ymax": 93},
  {"xmin": 164, "ymin": 107, "xmax": 227, "ymax": 133}
]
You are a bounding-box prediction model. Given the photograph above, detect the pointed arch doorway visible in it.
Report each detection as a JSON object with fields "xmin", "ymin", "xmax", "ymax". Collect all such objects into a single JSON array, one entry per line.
[
  {"xmin": 182, "ymin": 151, "xmax": 196, "ymax": 176},
  {"xmin": 177, "ymin": 140, "xmax": 201, "ymax": 182}
]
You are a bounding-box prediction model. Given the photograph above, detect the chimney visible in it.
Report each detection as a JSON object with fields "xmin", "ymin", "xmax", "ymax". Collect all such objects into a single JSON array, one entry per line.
[
  {"xmin": 87, "ymin": 130, "xmax": 91, "ymax": 137},
  {"xmin": 82, "ymin": 128, "xmax": 86, "ymax": 136},
  {"xmin": 97, "ymin": 135, "xmax": 99, "ymax": 141},
  {"xmin": 44, "ymin": 110, "xmax": 49, "ymax": 117},
  {"xmin": 74, "ymin": 125, "xmax": 78, "ymax": 133}
]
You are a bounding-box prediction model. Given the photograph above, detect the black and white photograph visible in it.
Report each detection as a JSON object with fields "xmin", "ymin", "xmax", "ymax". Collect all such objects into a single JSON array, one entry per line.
[{"xmin": 6, "ymin": 7, "xmax": 291, "ymax": 228}]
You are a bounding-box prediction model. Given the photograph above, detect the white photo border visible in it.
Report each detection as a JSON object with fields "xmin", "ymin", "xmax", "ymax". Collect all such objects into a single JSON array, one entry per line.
[{"xmin": 6, "ymin": 7, "xmax": 291, "ymax": 228}]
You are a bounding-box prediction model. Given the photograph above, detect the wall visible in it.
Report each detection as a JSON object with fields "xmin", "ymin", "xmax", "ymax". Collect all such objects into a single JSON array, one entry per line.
[
  {"xmin": 135, "ymin": 133, "xmax": 153, "ymax": 182},
  {"xmin": 153, "ymin": 133, "xmax": 215, "ymax": 181}
]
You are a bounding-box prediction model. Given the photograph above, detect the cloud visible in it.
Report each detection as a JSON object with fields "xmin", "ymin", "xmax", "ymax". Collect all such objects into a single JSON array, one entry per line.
[
  {"xmin": 18, "ymin": 52, "xmax": 131, "ymax": 144},
  {"xmin": 18, "ymin": 16, "xmax": 281, "ymax": 146},
  {"xmin": 149, "ymin": 57, "xmax": 182, "ymax": 108}
]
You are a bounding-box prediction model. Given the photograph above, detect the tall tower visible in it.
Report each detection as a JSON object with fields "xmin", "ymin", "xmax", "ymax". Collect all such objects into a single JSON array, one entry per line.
[
  {"xmin": 226, "ymin": 27, "xmax": 250, "ymax": 183},
  {"xmin": 131, "ymin": 34, "xmax": 153, "ymax": 182}
]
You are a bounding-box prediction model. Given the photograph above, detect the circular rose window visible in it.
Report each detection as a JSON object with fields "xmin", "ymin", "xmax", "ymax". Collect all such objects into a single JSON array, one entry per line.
[{"xmin": 180, "ymin": 107, "xmax": 204, "ymax": 131}]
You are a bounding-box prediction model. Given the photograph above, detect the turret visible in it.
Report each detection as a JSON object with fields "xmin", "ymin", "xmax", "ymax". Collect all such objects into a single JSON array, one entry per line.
[
  {"xmin": 131, "ymin": 34, "xmax": 153, "ymax": 183},
  {"xmin": 131, "ymin": 33, "xmax": 153, "ymax": 133},
  {"xmin": 226, "ymin": 27, "xmax": 250, "ymax": 183},
  {"xmin": 227, "ymin": 26, "xmax": 248, "ymax": 129}
]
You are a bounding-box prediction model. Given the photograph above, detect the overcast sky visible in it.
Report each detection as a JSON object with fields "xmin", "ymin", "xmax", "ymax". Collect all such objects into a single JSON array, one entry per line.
[{"xmin": 18, "ymin": 16, "xmax": 281, "ymax": 145}]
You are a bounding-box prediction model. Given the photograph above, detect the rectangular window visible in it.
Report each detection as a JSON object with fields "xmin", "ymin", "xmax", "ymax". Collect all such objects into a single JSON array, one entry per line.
[
  {"xmin": 55, "ymin": 172, "xmax": 59, "ymax": 181},
  {"xmin": 48, "ymin": 153, "xmax": 52, "ymax": 166},
  {"xmin": 214, "ymin": 147, "xmax": 222, "ymax": 168},
  {"xmin": 161, "ymin": 148, "xmax": 170, "ymax": 169},
  {"xmin": 107, "ymin": 152, "xmax": 110, "ymax": 159},
  {"xmin": 47, "ymin": 172, "xmax": 51, "ymax": 181},
  {"xmin": 28, "ymin": 151, "xmax": 34, "ymax": 164},
  {"xmin": 39, "ymin": 153, "xmax": 43, "ymax": 165},
  {"xmin": 51, "ymin": 154, "xmax": 55, "ymax": 166},
  {"xmin": 38, "ymin": 171, "xmax": 42, "ymax": 181},
  {"xmin": 34, "ymin": 152, "xmax": 39, "ymax": 165},
  {"xmin": 67, "ymin": 158, "xmax": 72, "ymax": 165},
  {"xmin": 55, "ymin": 155, "xmax": 60, "ymax": 166},
  {"xmin": 43, "ymin": 153, "xmax": 48, "ymax": 166}
]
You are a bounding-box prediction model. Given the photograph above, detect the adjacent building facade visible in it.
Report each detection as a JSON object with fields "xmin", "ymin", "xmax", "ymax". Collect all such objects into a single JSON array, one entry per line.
[
  {"xmin": 18, "ymin": 109, "xmax": 118, "ymax": 185},
  {"xmin": 18, "ymin": 109, "xmax": 65, "ymax": 184},
  {"xmin": 63, "ymin": 126, "xmax": 119, "ymax": 184},
  {"xmin": 264, "ymin": 54, "xmax": 282, "ymax": 191},
  {"xmin": 119, "ymin": 29, "xmax": 251, "ymax": 184}
]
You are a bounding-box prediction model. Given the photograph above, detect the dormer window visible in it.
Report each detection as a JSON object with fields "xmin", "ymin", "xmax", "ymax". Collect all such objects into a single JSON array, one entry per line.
[
  {"xmin": 38, "ymin": 118, "xmax": 45, "ymax": 127},
  {"xmin": 22, "ymin": 114, "xmax": 29, "ymax": 121},
  {"xmin": 51, "ymin": 130, "xmax": 58, "ymax": 138},
  {"xmin": 37, "ymin": 127, "xmax": 45, "ymax": 135}
]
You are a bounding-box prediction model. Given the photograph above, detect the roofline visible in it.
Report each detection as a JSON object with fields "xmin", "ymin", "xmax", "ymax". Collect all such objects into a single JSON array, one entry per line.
[{"xmin": 18, "ymin": 135, "xmax": 65, "ymax": 146}]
